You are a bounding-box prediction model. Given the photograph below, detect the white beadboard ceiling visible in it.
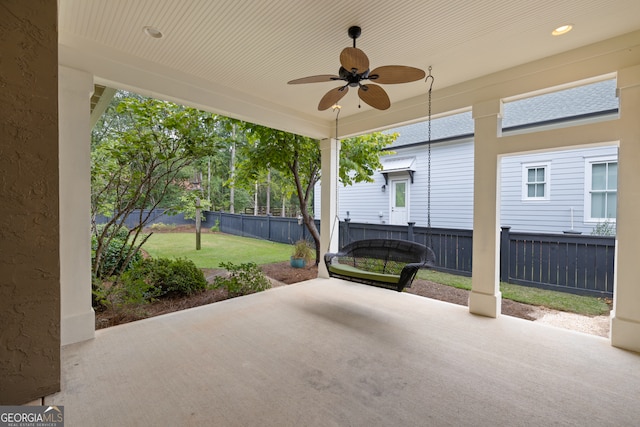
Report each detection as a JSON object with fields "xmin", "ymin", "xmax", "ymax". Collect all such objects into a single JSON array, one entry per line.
[{"xmin": 59, "ymin": 0, "xmax": 640, "ymax": 137}]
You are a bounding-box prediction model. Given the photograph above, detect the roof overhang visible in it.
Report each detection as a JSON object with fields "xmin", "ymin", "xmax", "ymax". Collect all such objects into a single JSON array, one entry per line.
[{"xmin": 381, "ymin": 157, "xmax": 416, "ymax": 185}]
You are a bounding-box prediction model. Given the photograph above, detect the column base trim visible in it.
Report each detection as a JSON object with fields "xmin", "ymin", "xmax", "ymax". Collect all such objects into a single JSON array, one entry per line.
[
  {"xmin": 469, "ymin": 291, "xmax": 502, "ymax": 318},
  {"xmin": 61, "ymin": 308, "xmax": 95, "ymax": 346},
  {"xmin": 610, "ymin": 314, "xmax": 640, "ymax": 353}
]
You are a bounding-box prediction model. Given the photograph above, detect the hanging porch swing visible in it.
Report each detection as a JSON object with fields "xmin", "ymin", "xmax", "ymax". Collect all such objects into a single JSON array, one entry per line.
[{"xmin": 324, "ymin": 68, "xmax": 437, "ymax": 292}]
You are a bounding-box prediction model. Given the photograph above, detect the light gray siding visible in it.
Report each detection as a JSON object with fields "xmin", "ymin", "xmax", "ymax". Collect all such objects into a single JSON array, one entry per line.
[
  {"xmin": 318, "ymin": 142, "xmax": 618, "ymax": 234},
  {"xmin": 315, "ymin": 138, "xmax": 475, "ymax": 229},
  {"xmin": 500, "ymin": 145, "xmax": 618, "ymax": 234}
]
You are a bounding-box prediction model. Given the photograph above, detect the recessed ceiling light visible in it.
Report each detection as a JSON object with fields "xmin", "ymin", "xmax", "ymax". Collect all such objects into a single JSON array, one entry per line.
[
  {"xmin": 143, "ymin": 26, "xmax": 163, "ymax": 39},
  {"xmin": 552, "ymin": 24, "xmax": 573, "ymax": 36}
]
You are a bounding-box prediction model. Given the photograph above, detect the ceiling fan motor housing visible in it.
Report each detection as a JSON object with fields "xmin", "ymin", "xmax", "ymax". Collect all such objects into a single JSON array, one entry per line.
[{"xmin": 348, "ymin": 26, "xmax": 362, "ymax": 42}]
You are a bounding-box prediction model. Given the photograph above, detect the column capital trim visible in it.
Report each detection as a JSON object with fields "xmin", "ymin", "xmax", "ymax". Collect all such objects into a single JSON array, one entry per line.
[
  {"xmin": 472, "ymin": 99, "xmax": 504, "ymax": 120},
  {"xmin": 58, "ymin": 66, "xmax": 94, "ymax": 94},
  {"xmin": 618, "ymin": 64, "xmax": 640, "ymax": 90}
]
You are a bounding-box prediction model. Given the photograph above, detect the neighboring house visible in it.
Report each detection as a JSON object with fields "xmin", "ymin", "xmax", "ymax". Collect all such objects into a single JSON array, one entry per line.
[{"xmin": 315, "ymin": 79, "xmax": 619, "ymax": 234}]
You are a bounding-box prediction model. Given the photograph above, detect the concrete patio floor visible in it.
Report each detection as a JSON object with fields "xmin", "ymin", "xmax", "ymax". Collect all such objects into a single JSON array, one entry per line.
[{"xmin": 48, "ymin": 278, "xmax": 640, "ymax": 426}]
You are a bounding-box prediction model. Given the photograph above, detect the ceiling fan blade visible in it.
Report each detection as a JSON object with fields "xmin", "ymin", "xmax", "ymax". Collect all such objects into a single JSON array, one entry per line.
[
  {"xmin": 369, "ymin": 66, "xmax": 426, "ymax": 84},
  {"xmin": 340, "ymin": 47, "xmax": 369, "ymax": 73},
  {"xmin": 287, "ymin": 74, "xmax": 341, "ymax": 84},
  {"xmin": 358, "ymin": 84, "xmax": 390, "ymax": 110},
  {"xmin": 318, "ymin": 86, "xmax": 349, "ymax": 111}
]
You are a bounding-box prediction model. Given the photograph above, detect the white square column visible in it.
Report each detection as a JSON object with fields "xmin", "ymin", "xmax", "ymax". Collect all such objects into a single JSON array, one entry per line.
[
  {"xmin": 469, "ymin": 99, "xmax": 503, "ymax": 318},
  {"xmin": 59, "ymin": 66, "xmax": 95, "ymax": 345},
  {"xmin": 610, "ymin": 65, "xmax": 640, "ymax": 352},
  {"xmin": 318, "ymin": 138, "xmax": 340, "ymax": 278}
]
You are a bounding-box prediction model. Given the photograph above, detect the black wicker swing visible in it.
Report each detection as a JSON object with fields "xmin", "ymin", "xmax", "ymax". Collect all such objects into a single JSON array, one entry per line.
[
  {"xmin": 324, "ymin": 69, "xmax": 437, "ymax": 292},
  {"xmin": 324, "ymin": 239, "xmax": 436, "ymax": 292}
]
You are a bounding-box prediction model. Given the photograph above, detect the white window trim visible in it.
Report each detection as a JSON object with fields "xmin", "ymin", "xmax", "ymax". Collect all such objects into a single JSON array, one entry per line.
[
  {"xmin": 584, "ymin": 155, "xmax": 617, "ymax": 223},
  {"xmin": 521, "ymin": 162, "xmax": 550, "ymax": 201}
]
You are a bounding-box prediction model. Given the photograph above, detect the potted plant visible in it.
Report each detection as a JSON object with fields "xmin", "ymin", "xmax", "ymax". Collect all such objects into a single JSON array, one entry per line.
[{"xmin": 291, "ymin": 240, "xmax": 313, "ymax": 268}]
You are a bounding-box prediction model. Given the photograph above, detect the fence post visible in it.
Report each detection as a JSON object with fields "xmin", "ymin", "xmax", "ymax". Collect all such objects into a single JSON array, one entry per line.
[
  {"xmin": 500, "ymin": 226, "xmax": 511, "ymax": 282},
  {"xmin": 408, "ymin": 222, "xmax": 415, "ymax": 241},
  {"xmin": 267, "ymin": 214, "xmax": 272, "ymax": 241},
  {"xmin": 344, "ymin": 218, "xmax": 351, "ymax": 246}
]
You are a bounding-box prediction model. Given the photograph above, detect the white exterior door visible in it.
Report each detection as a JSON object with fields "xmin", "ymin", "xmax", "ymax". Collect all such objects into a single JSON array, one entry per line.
[{"xmin": 390, "ymin": 179, "xmax": 409, "ymax": 225}]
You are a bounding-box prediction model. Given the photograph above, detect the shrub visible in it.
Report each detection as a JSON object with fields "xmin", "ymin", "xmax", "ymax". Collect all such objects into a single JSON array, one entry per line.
[
  {"xmin": 92, "ymin": 273, "xmax": 161, "ymax": 310},
  {"xmin": 591, "ymin": 220, "xmax": 616, "ymax": 236},
  {"xmin": 149, "ymin": 222, "xmax": 177, "ymax": 232},
  {"xmin": 120, "ymin": 257, "xmax": 207, "ymax": 299},
  {"xmin": 210, "ymin": 219, "xmax": 220, "ymax": 232},
  {"xmin": 292, "ymin": 240, "xmax": 314, "ymax": 262},
  {"xmin": 91, "ymin": 226, "xmax": 142, "ymax": 279},
  {"xmin": 214, "ymin": 262, "xmax": 271, "ymax": 297}
]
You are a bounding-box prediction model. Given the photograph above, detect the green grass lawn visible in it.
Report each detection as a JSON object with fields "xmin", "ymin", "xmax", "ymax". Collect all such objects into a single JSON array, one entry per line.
[
  {"xmin": 417, "ymin": 269, "xmax": 610, "ymax": 316},
  {"xmin": 143, "ymin": 232, "xmax": 293, "ymax": 268}
]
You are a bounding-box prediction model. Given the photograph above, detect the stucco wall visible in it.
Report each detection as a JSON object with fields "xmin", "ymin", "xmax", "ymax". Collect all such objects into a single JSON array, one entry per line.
[{"xmin": 0, "ymin": 0, "xmax": 60, "ymax": 404}]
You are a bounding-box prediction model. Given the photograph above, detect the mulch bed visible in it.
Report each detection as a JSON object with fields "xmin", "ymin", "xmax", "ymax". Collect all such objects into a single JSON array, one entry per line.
[{"xmin": 96, "ymin": 261, "xmax": 537, "ymax": 329}]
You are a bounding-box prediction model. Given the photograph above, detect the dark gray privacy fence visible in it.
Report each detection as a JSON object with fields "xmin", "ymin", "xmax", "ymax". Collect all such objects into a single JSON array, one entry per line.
[
  {"xmin": 500, "ymin": 226, "xmax": 615, "ymax": 298},
  {"xmin": 96, "ymin": 210, "xmax": 615, "ymax": 297},
  {"xmin": 95, "ymin": 209, "xmax": 315, "ymax": 244},
  {"xmin": 205, "ymin": 211, "xmax": 319, "ymax": 244},
  {"xmin": 340, "ymin": 221, "xmax": 614, "ymax": 297},
  {"xmin": 339, "ymin": 220, "xmax": 473, "ymax": 277},
  {"xmin": 94, "ymin": 208, "xmax": 195, "ymax": 229}
]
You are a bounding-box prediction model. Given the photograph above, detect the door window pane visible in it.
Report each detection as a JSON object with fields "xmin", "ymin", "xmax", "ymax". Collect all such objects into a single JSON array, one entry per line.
[{"xmin": 395, "ymin": 182, "xmax": 406, "ymax": 208}]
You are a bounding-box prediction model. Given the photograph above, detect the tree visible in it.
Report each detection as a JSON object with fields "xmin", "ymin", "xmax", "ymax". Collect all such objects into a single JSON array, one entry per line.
[
  {"xmin": 91, "ymin": 95, "xmax": 220, "ymax": 279},
  {"xmin": 237, "ymin": 124, "xmax": 397, "ymax": 264}
]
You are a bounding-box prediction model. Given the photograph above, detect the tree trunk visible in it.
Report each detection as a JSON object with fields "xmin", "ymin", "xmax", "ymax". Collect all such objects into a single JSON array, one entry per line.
[
  {"xmin": 300, "ymin": 206, "xmax": 321, "ymax": 265},
  {"xmin": 230, "ymin": 127, "xmax": 236, "ymax": 213},
  {"xmin": 254, "ymin": 182, "xmax": 258, "ymax": 215},
  {"xmin": 266, "ymin": 169, "xmax": 271, "ymax": 215}
]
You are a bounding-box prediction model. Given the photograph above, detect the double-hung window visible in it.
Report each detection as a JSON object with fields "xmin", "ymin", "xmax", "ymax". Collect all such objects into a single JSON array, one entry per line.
[
  {"xmin": 522, "ymin": 162, "xmax": 550, "ymax": 200},
  {"xmin": 586, "ymin": 158, "xmax": 617, "ymax": 221}
]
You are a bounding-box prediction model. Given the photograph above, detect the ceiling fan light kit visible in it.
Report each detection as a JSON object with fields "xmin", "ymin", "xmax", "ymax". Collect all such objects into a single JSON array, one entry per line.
[{"xmin": 288, "ymin": 26, "xmax": 425, "ymax": 111}]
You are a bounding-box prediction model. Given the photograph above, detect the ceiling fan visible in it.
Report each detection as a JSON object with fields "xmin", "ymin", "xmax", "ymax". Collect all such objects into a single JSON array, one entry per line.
[{"xmin": 288, "ymin": 26, "xmax": 425, "ymax": 111}]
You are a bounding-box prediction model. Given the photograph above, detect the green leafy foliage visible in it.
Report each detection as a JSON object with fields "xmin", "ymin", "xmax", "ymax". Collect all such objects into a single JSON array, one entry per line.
[
  {"xmin": 236, "ymin": 124, "xmax": 397, "ymax": 264},
  {"xmin": 591, "ymin": 220, "xmax": 616, "ymax": 236},
  {"xmin": 91, "ymin": 92, "xmax": 221, "ymax": 280},
  {"xmin": 91, "ymin": 226, "xmax": 142, "ymax": 279},
  {"xmin": 121, "ymin": 258, "xmax": 208, "ymax": 298},
  {"xmin": 176, "ymin": 192, "xmax": 211, "ymax": 220},
  {"xmin": 339, "ymin": 132, "xmax": 398, "ymax": 186},
  {"xmin": 213, "ymin": 262, "xmax": 271, "ymax": 297},
  {"xmin": 292, "ymin": 240, "xmax": 314, "ymax": 262}
]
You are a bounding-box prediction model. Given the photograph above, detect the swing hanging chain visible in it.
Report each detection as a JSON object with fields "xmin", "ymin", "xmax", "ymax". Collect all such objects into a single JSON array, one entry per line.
[
  {"xmin": 327, "ymin": 105, "xmax": 342, "ymax": 252},
  {"xmin": 425, "ymin": 67, "xmax": 435, "ymax": 247}
]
